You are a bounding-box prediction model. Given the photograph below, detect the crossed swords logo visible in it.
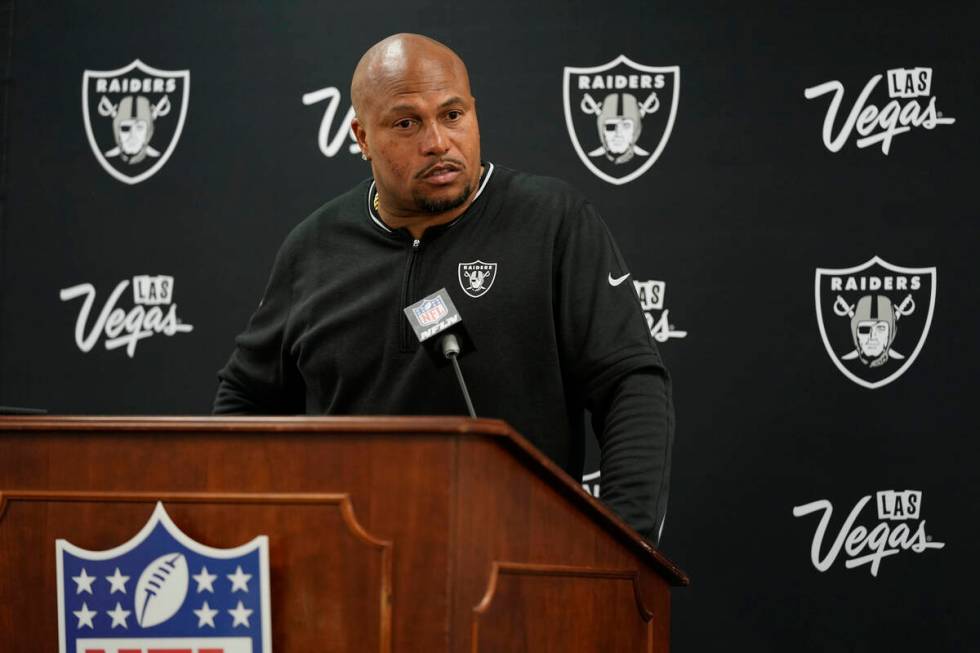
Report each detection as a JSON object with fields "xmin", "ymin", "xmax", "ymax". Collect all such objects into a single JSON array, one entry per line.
[
  {"xmin": 833, "ymin": 293, "xmax": 915, "ymax": 361},
  {"xmin": 96, "ymin": 95, "xmax": 171, "ymax": 160},
  {"xmin": 579, "ymin": 91, "xmax": 660, "ymax": 158}
]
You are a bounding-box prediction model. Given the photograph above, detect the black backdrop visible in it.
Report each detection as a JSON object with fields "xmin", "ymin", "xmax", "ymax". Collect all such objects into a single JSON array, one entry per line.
[{"xmin": 1, "ymin": 1, "xmax": 977, "ymax": 650}]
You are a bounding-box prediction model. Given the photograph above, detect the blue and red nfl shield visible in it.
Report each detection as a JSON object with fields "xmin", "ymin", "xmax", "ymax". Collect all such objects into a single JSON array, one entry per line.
[
  {"xmin": 412, "ymin": 296, "xmax": 448, "ymax": 326},
  {"xmin": 57, "ymin": 503, "xmax": 271, "ymax": 653}
]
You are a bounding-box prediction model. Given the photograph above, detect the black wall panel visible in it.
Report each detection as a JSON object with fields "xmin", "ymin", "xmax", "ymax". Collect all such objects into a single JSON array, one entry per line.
[{"xmin": 1, "ymin": 1, "xmax": 976, "ymax": 649}]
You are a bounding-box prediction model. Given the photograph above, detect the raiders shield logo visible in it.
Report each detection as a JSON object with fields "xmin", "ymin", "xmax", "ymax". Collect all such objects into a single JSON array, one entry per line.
[
  {"xmin": 82, "ymin": 59, "xmax": 190, "ymax": 184},
  {"xmin": 815, "ymin": 256, "xmax": 936, "ymax": 389},
  {"xmin": 563, "ymin": 55, "xmax": 680, "ymax": 185},
  {"xmin": 458, "ymin": 260, "xmax": 496, "ymax": 298}
]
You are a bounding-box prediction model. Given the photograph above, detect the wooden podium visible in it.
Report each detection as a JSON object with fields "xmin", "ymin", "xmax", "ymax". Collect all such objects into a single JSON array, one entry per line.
[{"xmin": 0, "ymin": 416, "xmax": 687, "ymax": 652}]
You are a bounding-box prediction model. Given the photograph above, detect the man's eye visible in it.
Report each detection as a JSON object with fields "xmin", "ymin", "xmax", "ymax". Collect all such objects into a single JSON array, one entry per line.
[
  {"xmin": 395, "ymin": 119, "xmax": 414, "ymax": 129},
  {"xmin": 446, "ymin": 110, "xmax": 462, "ymax": 120}
]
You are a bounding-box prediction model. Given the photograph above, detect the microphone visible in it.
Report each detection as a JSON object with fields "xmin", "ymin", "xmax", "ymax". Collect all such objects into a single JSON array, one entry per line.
[{"xmin": 403, "ymin": 288, "xmax": 477, "ymax": 417}]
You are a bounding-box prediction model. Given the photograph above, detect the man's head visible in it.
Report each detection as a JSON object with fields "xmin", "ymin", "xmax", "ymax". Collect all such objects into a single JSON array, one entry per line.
[
  {"xmin": 113, "ymin": 95, "xmax": 155, "ymax": 161},
  {"xmin": 850, "ymin": 295, "xmax": 896, "ymax": 363},
  {"xmin": 350, "ymin": 34, "xmax": 481, "ymax": 219}
]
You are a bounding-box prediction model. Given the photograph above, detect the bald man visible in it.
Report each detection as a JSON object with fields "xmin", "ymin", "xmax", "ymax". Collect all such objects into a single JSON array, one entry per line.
[{"xmin": 214, "ymin": 34, "xmax": 673, "ymax": 543}]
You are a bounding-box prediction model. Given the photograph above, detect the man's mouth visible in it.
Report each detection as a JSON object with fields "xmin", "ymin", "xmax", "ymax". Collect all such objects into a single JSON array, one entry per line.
[{"xmin": 420, "ymin": 162, "xmax": 463, "ymax": 184}]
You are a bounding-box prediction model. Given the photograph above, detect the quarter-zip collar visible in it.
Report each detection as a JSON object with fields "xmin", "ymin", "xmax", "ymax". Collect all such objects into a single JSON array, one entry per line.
[{"xmin": 366, "ymin": 161, "xmax": 495, "ymax": 239}]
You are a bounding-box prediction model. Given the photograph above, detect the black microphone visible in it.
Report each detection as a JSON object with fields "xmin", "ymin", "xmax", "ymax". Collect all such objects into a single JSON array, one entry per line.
[{"xmin": 403, "ymin": 288, "xmax": 477, "ymax": 417}]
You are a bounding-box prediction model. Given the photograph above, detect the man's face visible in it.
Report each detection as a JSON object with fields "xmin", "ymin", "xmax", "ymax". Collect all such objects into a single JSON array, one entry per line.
[
  {"xmin": 356, "ymin": 56, "xmax": 481, "ymax": 215},
  {"xmin": 856, "ymin": 320, "xmax": 890, "ymax": 357},
  {"xmin": 603, "ymin": 117, "xmax": 635, "ymax": 154},
  {"xmin": 118, "ymin": 118, "xmax": 150, "ymax": 154}
]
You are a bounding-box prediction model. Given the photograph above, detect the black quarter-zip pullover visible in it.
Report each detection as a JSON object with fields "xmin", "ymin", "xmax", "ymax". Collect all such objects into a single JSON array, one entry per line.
[{"xmin": 214, "ymin": 163, "xmax": 674, "ymax": 542}]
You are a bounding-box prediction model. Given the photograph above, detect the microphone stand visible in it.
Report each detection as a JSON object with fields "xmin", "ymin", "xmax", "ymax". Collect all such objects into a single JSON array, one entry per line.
[{"xmin": 440, "ymin": 334, "xmax": 476, "ymax": 418}]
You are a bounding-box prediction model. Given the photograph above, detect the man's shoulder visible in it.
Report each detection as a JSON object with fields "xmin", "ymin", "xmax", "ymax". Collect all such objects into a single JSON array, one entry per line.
[
  {"xmin": 491, "ymin": 165, "xmax": 588, "ymax": 210},
  {"xmin": 487, "ymin": 166, "xmax": 599, "ymax": 239},
  {"xmin": 278, "ymin": 178, "xmax": 372, "ymax": 255},
  {"xmin": 299, "ymin": 179, "xmax": 372, "ymax": 231}
]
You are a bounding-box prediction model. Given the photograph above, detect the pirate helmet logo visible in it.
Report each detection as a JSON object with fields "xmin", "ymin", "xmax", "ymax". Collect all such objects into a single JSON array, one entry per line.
[
  {"xmin": 82, "ymin": 60, "xmax": 190, "ymax": 184},
  {"xmin": 102, "ymin": 95, "xmax": 170, "ymax": 164},
  {"xmin": 848, "ymin": 295, "xmax": 898, "ymax": 367},
  {"xmin": 563, "ymin": 55, "xmax": 679, "ymax": 185},
  {"xmin": 815, "ymin": 256, "xmax": 936, "ymax": 389},
  {"xmin": 458, "ymin": 260, "xmax": 497, "ymax": 298}
]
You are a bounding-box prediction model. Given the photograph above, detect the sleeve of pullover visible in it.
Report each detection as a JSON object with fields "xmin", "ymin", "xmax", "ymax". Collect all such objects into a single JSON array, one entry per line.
[
  {"xmin": 554, "ymin": 198, "xmax": 674, "ymax": 543},
  {"xmin": 213, "ymin": 236, "xmax": 305, "ymax": 415}
]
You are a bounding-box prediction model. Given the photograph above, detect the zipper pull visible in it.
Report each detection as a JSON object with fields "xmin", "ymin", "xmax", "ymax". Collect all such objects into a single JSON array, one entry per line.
[{"xmin": 412, "ymin": 239, "xmax": 421, "ymax": 249}]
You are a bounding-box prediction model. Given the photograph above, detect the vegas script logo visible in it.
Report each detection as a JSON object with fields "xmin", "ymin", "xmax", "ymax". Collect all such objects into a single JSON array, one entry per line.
[{"xmin": 59, "ymin": 275, "xmax": 194, "ymax": 358}]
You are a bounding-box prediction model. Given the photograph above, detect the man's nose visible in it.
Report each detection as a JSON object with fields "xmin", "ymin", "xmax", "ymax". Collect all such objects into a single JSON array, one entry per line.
[{"xmin": 420, "ymin": 121, "xmax": 450, "ymax": 155}]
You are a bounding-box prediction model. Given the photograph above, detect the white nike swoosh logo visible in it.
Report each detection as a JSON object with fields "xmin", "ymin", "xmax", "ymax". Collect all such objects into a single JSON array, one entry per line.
[{"xmin": 608, "ymin": 273, "xmax": 631, "ymax": 286}]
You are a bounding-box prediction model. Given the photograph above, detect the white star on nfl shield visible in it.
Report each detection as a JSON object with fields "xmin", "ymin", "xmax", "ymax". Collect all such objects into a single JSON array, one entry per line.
[
  {"xmin": 73, "ymin": 568, "xmax": 96, "ymax": 595},
  {"xmin": 105, "ymin": 567, "xmax": 129, "ymax": 594},
  {"xmin": 73, "ymin": 602, "xmax": 97, "ymax": 629},
  {"xmin": 228, "ymin": 565, "xmax": 251, "ymax": 592},
  {"xmin": 194, "ymin": 565, "xmax": 218, "ymax": 593},
  {"xmin": 107, "ymin": 602, "xmax": 130, "ymax": 629},
  {"xmin": 194, "ymin": 600, "xmax": 219, "ymax": 628},
  {"xmin": 229, "ymin": 600, "xmax": 253, "ymax": 628}
]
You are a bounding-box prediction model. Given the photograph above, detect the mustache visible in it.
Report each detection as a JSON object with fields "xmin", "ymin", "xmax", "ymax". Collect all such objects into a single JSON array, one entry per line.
[{"xmin": 416, "ymin": 158, "xmax": 465, "ymax": 179}]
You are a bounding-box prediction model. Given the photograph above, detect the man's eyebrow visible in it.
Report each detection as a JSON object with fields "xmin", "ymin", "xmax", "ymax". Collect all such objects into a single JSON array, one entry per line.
[
  {"xmin": 385, "ymin": 97, "xmax": 467, "ymax": 116},
  {"xmin": 385, "ymin": 103, "xmax": 418, "ymax": 116},
  {"xmin": 439, "ymin": 96, "xmax": 466, "ymax": 108}
]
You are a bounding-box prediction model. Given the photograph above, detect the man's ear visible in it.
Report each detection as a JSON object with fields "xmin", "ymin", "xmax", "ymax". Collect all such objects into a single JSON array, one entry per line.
[{"xmin": 351, "ymin": 117, "xmax": 369, "ymax": 160}]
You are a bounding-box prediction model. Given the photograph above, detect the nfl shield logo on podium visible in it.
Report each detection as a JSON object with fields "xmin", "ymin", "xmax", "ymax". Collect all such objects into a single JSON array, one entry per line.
[{"xmin": 56, "ymin": 502, "xmax": 271, "ymax": 653}]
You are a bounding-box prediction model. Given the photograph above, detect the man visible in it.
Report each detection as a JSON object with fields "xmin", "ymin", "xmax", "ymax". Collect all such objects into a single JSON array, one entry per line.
[{"xmin": 214, "ymin": 34, "xmax": 673, "ymax": 543}]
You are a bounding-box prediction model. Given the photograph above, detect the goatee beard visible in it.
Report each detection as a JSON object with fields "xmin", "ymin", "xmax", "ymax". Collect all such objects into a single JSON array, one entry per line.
[{"xmin": 415, "ymin": 183, "xmax": 472, "ymax": 214}]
